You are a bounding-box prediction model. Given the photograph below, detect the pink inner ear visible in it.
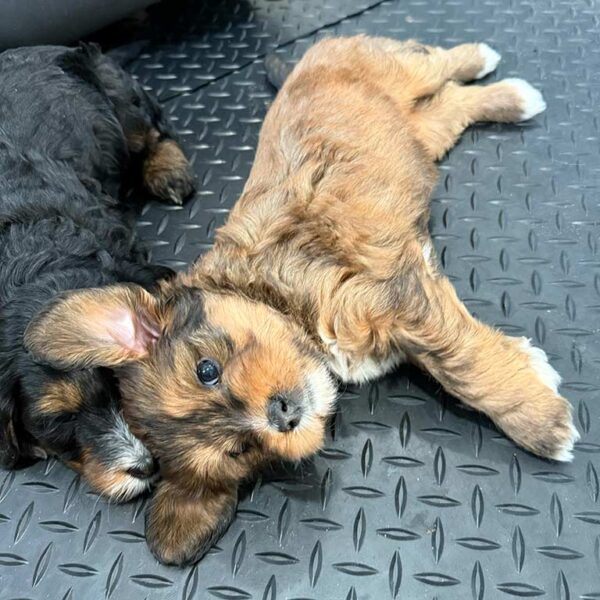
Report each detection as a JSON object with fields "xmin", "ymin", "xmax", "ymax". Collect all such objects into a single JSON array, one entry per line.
[{"xmin": 106, "ymin": 309, "xmax": 157, "ymax": 356}]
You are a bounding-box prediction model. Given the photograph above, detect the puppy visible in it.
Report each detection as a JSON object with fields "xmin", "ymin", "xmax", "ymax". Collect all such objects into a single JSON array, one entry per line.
[
  {"xmin": 0, "ymin": 44, "xmax": 193, "ymax": 500},
  {"xmin": 26, "ymin": 36, "xmax": 578, "ymax": 563}
]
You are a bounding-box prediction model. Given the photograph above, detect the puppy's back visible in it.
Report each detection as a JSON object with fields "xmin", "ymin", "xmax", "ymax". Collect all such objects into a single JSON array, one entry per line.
[
  {"xmin": 0, "ymin": 45, "xmax": 126, "ymax": 192},
  {"xmin": 0, "ymin": 46, "xmax": 153, "ymax": 326}
]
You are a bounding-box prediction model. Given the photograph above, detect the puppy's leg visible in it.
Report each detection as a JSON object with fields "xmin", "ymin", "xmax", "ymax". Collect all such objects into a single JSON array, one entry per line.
[
  {"xmin": 145, "ymin": 480, "xmax": 238, "ymax": 566},
  {"xmin": 399, "ymin": 274, "xmax": 578, "ymax": 461},
  {"xmin": 370, "ymin": 38, "xmax": 502, "ymax": 99},
  {"xmin": 410, "ymin": 79, "xmax": 546, "ymax": 160},
  {"xmin": 87, "ymin": 48, "xmax": 195, "ymax": 204},
  {"xmin": 126, "ymin": 126, "xmax": 195, "ymax": 205}
]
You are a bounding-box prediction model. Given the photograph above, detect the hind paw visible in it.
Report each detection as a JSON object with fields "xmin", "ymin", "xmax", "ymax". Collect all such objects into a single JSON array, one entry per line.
[
  {"xmin": 503, "ymin": 78, "xmax": 547, "ymax": 121},
  {"xmin": 143, "ymin": 139, "xmax": 195, "ymax": 205},
  {"xmin": 475, "ymin": 44, "xmax": 501, "ymax": 79}
]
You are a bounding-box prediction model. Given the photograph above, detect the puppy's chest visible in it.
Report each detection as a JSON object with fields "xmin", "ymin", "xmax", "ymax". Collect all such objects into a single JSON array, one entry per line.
[{"xmin": 320, "ymin": 334, "xmax": 406, "ymax": 384}]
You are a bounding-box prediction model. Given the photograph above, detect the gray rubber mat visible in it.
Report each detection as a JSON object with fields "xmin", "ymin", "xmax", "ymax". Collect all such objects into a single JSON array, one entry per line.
[
  {"xmin": 2, "ymin": 0, "xmax": 600, "ymax": 598},
  {"xmin": 121, "ymin": 0, "xmax": 380, "ymax": 99}
]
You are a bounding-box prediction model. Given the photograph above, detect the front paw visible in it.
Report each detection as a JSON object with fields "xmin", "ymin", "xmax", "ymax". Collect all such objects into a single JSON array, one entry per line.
[
  {"xmin": 474, "ymin": 43, "xmax": 501, "ymax": 79},
  {"xmin": 497, "ymin": 340, "xmax": 579, "ymax": 461},
  {"xmin": 495, "ymin": 390, "xmax": 578, "ymax": 462},
  {"xmin": 143, "ymin": 139, "xmax": 195, "ymax": 205},
  {"xmin": 145, "ymin": 480, "xmax": 237, "ymax": 566},
  {"xmin": 547, "ymin": 410, "xmax": 580, "ymax": 462}
]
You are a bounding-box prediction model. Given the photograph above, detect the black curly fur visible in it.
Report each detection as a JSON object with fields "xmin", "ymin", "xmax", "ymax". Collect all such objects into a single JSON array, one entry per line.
[{"xmin": 0, "ymin": 44, "xmax": 190, "ymax": 478}]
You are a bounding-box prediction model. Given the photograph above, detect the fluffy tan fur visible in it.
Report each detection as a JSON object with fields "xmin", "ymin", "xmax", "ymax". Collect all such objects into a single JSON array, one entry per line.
[
  {"xmin": 195, "ymin": 36, "xmax": 575, "ymax": 460},
  {"xmin": 37, "ymin": 380, "xmax": 83, "ymax": 414},
  {"xmin": 25, "ymin": 36, "xmax": 577, "ymax": 565}
]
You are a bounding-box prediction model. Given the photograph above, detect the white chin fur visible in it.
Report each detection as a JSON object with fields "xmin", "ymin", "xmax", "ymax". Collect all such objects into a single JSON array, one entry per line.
[
  {"xmin": 475, "ymin": 44, "xmax": 501, "ymax": 78},
  {"xmin": 105, "ymin": 474, "xmax": 154, "ymax": 503},
  {"xmin": 520, "ymin": 338, "xmax": 561, "ymax": 394},
  {"xmin": 306, "ymin": 366, "xmax": 337, "ymax": 417},
  {"xmin": 503, "ymin": 78, "xmax": 547, "ymax": 120}
]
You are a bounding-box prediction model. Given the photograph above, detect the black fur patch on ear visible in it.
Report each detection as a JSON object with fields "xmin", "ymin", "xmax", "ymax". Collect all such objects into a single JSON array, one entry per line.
[{"xmin": 162, "ymin": 287, "xmax": 206, "ymax": 335}]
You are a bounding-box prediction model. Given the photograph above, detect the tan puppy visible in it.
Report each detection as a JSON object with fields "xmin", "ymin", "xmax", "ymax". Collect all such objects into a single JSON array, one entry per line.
[{"xmin": 25, "ymin": 36, "xmax": 578, "ymax": 565}]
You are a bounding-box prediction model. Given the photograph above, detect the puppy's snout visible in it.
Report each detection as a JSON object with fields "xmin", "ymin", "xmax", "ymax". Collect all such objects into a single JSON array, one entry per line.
[
  {"xmin": 127, "ymin": 455, "xmax": 159, "ymax": 479},
  {"xmin": 268, "ymin": 393, "xmax": 303, "ymax": 432}
]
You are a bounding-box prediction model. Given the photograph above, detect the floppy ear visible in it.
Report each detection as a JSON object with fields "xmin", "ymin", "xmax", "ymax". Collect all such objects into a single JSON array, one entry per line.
[
  {"xmin": 145, "ymin": 479, "xmax": 238, "ymax": 566},
  {"xmin": 24, "ymin": 284, "xmax": 161, "ymax": 370}
]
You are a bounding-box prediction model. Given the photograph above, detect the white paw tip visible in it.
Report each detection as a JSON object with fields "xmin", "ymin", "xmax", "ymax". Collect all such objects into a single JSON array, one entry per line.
[
  {"xmin": 552, "ymin": 447, "xmax": 574, "ymax": 462},
  {"xmin": 520, "ymin": 338, "xmax": 561, "ymax": 394},
  {"xmin": 551, "ymin": 422, "xmax": 580, "ymax": 462},
  {"xmin": 504, "ymin": 78, "xmax": 547, "ymax": 120},
  {"xmin": 475, "ymin": 44, "xmax": 501, "ymax": 78}
]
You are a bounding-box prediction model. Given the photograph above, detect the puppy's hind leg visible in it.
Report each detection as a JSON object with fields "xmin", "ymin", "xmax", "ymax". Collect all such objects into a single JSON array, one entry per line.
[
  {"xmin": 130, "ymin": 127, "xmax": 195, "ymax": 206},
  {"xmin": 409, "ymin": 79, "xmax": 546, "ymax": 160},
  {"xmin": 86, "ymin": 46, "xmax": 195, "ymax": 204},
  {"xmin": 370, "ymin": 38, "xmax": 502, "ymax": 101},
  {"xmin": 398, "ymin": 274, "xmax": 578, "ymax": 461}
]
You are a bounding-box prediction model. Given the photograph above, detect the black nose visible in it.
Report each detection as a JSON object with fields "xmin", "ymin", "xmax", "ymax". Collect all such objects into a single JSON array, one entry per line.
[
  {"xmin": 268, "ymin": 393, "xmax": 303, "ymax": 432},
  {"xmin": 127, "ymin": 456, "xmax": 159, "ymax": 479}
]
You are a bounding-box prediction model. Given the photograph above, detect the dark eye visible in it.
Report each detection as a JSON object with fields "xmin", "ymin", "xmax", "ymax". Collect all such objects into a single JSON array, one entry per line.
[{"xmin": 197, "ymin": 359, "xmax": 221, "ymax": 386}]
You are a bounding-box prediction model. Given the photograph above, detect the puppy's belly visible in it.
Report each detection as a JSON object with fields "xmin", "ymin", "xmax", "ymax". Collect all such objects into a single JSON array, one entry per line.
[{"xmin": 322, "ymin": 338, "xmax": 405, "ymax": 384}]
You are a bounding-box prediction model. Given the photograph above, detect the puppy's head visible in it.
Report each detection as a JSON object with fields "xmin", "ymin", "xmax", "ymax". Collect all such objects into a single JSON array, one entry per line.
[
  {"xmin": 28, "ymin": 371, "xmax": 158, "ymax": 502},
  {"xmin": 24, "ymin": 283, "xmax": 336, "ymax": 565}
]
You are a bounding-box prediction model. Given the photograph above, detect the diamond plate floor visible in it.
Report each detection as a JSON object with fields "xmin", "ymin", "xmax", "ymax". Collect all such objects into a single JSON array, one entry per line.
[{"xmin": 3, "ymin": 0, "xmax": 600, "ymax": 598}]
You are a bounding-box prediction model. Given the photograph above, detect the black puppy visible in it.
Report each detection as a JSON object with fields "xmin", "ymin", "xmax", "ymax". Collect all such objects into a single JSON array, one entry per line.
[{"xmin": 0, "ymin": 44, "xmax": 193, "ymax": 500}]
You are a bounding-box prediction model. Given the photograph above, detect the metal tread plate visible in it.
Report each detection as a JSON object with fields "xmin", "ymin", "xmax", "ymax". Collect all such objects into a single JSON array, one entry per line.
[
  {"xmin": 121, "ymin": 0, "xmax": 381, "ymax": 100},
  {"xmin": 2, "ymin": 0, "xmax": 600, "ymax": 598}
]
